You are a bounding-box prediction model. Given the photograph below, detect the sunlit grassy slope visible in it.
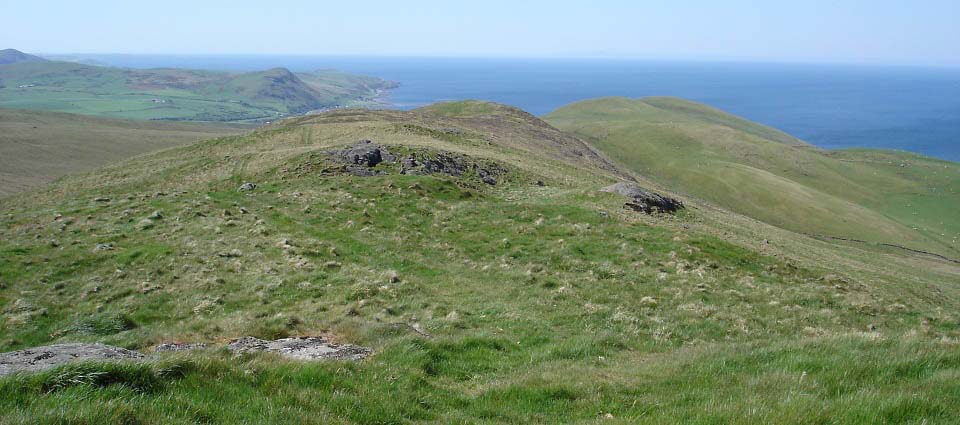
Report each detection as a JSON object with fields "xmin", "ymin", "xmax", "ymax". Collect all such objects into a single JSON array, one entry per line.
[
  {"xmin": 0, "ymin": 109, "xmax": 247, "ymax": 197},
  {"xmin": 1, "ymin": 102, "xmax": 958, "ymax": 423},
  {"xmin": 0, "ymin": 60, "xmax": 395, "ymax": 122},
  {"xmin": 545, "ymin": 97, "xmax": 960, "ymax": 258}
]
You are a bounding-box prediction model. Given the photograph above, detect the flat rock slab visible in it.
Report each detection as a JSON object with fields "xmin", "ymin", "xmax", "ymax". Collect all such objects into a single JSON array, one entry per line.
[
  {"xmin": 227, "ymin": 336, "xmax": 371, "ymax": 361},
  {"xmin": 0, "ymin": 343, "xmax": 144, "ymax": 376},
  {"xmin": 0, "ymin": 336, "xmax": 371, "ymax": 377}
]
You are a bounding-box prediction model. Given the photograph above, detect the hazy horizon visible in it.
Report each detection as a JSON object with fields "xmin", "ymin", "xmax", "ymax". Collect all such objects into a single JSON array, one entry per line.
[
  {"xmin": 5, "ymin": 0, "xmax": 959, "ymax": 67},
  {"xmin": 25, "ymin": 52, "xmax": 960, "ymax": 72}
]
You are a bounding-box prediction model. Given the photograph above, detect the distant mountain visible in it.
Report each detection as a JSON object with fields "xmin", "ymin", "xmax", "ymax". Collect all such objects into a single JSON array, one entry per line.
[
  {"xmin": 0, "ymin": 59, "xmax": 396, "ymax": 121},
  {"xmin": 200, "ymin": 67, "xmax": 329, "ymax": 116},
  {"xmin": 0, "ymin": 48, "xmax": 47, "ymax": 65},
  {"xmin": 39, "ymin": 54, "xmax": 111, "ymax": 66}
]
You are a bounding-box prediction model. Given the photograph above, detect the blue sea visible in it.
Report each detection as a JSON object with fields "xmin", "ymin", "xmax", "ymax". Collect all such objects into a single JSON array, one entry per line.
[{"xmin": 73, "ymin": 54, "xmax": 960, "ymax": 161}]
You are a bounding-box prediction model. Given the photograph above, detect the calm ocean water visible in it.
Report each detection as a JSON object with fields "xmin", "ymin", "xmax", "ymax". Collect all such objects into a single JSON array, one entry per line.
[{"xmin": 76, "ymin": 54, "xmax": 960, "ymax": 161}]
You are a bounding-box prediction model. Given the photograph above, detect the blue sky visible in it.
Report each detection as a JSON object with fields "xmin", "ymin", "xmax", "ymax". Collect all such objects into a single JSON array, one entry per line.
[{"xmin": 5, "ymin": 0, "xmax": 959, "ymax": 65}]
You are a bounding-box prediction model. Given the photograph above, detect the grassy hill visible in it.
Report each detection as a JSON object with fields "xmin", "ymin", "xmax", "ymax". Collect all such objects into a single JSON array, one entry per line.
[
  {"xmin": 1, "ymin": 101, "xmax": 957, "ymax": 423},
  {"xmin": 0, "ymin": 55, "xmax": 396, "ymax": 122},
  {"xmin": 545, "ymin": 97, "xmax": 960, "ymax": 259},
  {"xmin": 0, "ymin": 109, "xmax": 247, "ymax": 197}
]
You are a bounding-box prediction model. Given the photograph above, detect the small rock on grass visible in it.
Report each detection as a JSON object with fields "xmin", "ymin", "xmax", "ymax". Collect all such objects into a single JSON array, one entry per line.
[
  {"xmin": 640, "ymin": 296, "xmax": 658, "ymax": 307},
  {"xmin": 218, "ymin": 249, "xmax": 243, "ymax": 258}
]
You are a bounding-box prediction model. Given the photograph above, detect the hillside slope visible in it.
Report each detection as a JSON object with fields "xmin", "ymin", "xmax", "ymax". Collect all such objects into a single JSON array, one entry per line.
[
  {"xmin": 0, "ymin": 56, "xmax": 395, "ymax": 121},
  {"xmin": 0, "ymin": 109, "xmax": 246, "ymax": 197},
  {"xmin": 298, "ymin": 69, "xmax": 399, "ymax": 106},
  {"xmin": 1, "ymin": 102, "xmax": 958, "ymax": 423},
  {"xmin": 545, "ymin": 97, "xmax": 960, "ymax": 258}
]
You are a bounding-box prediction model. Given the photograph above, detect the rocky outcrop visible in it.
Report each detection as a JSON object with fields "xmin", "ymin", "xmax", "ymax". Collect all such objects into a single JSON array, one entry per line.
[
  {"xmin": 601, "ymin": 182, "xmax": 684, "ymax": 214},
  {"xmin": 0, "ymin": 343, "xmax": 144, "ymax": 376},
  {"xmin": 328, "ymin": 140, "xmax": 397, "ymax": 176},
  {"xmin": 324, "ymin": 141, "xmax": 505, "ymax": 185},
  {"xmin": 331, "ymin": 140, "xmax": 396, "ymax": 167},
  {"xmin": 400, "ymin": 152, "xmax": 504, "ymax": 185}
]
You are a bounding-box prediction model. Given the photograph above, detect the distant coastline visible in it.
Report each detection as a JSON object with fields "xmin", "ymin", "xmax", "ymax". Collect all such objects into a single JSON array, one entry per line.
[
  {"xmin": 28, "ymin": 54, "xmax": 960, "ymax": 161},
  {"xmin": 0, "ymin": 52, "xmax": 398, "ymax": 123}
]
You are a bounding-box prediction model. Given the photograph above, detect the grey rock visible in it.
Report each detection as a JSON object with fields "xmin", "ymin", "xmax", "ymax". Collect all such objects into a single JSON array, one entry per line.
[
  {"xmin": 7, "ymin": 298, "xmax": 35, "ymax": 313},
  {"xmin": 328, "ymin": 144, "xmax": 506, "ymax": 185},
  {"xmin": 0, "ymin": 343, "xmax": 144, "ymax": 376},
  {"xmin": 94, "ymin": 243, "xmax": 114, "ymax": 251},
  {"xmin": 227, "ymin": 336, "xmax": 371, "ymax": 361},
  {"xmin": 346, "ymin": 166, "xmax": 387, "ymax": 177},
  {"xmin": 478, "ymin": 169, "xmax": 497, "ymax": 185},
  {"xmin": 154, "ymin": 343, "xmax": 208, "ymax": 353},
  {"xmin": 422, "ymin": 153, "xmax": 468, "ymax": 176},
  {"xmin": 332, "ymin": 140, "xmax": 395, "ymax": 167},
  {"xmin": 601, "ymin": 182, "xmax": 684, "ymax": 214},
  {"xmin": 400, "ymin": 157, "xmax": 419, "ymax": 170},
  {"xmin": 411, "ymin": 152, "xmax": 503, "ymax": 185},
  {"xmin": 218, "ymin": 249, "xmax": 243, "ymax": 258}
]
